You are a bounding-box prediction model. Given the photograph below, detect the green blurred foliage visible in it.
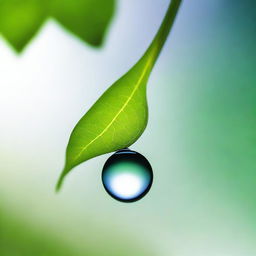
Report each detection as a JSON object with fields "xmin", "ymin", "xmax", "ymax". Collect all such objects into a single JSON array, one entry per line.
[
  {"xmin": 50, "ymin": 0, "xmax": 115, "ymax": 47},
  {"xmin": 0, "ymin": 203, "xmax": 154, "ymax": 256},
  {"xmin": 0, "ymin": 0, "xmax": 47, "ymax": 52},
  {"xmin": 0, "ymin": 207, "xmax": 85, "ymax": 256},
  {"xmin": 0, "ymin": 0, "xmax": 115, "ymax": 52}
]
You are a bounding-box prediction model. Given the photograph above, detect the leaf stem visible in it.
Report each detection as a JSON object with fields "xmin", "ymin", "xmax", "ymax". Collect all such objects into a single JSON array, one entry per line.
[{"xmin": 141, "ymin": 0, "xmax": 182, "ymax": 72}]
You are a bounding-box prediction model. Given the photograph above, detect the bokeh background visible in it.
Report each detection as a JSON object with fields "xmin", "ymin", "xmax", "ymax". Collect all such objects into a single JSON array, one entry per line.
[{"xmin": 0, "ymin": 0, "xmax": 256, "ymax": 255}]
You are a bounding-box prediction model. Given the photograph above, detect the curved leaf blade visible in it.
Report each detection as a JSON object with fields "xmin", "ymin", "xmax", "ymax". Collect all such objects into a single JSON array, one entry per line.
[
  {"xmin": 57, "ymin": 60, "xmax": 151, "ymax": 190},
  {"xmin": 50, "ymin": 0, "xmax": 115, "ymax": 47},
  {"xmin": 56, "ymin": 0, "xmax": 182, "ymax": 190}
]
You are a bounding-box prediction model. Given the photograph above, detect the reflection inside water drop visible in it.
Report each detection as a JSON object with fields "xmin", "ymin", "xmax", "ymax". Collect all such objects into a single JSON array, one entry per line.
[{"xmin": 102, "ymin": 149, "xmax": 153, "ymax": 202}]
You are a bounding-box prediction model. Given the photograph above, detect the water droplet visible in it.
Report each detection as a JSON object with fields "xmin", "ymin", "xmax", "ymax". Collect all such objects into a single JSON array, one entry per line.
[{"xmin": 102, "ymin": 149, "xmax": 153, "ymax": 202}]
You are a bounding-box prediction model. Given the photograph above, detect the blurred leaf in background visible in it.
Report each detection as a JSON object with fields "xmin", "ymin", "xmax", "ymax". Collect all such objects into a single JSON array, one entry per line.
[
  {"xmin": 0, "ymin": 0, "xmax": 115, "ymax": 52},
  {"xmin": 50, "ymin": 0, "xmax": 115, "ymax": 47},
  {"xmin": 0, "ymin": 0, "xmax": 48, "ymax": 52}
]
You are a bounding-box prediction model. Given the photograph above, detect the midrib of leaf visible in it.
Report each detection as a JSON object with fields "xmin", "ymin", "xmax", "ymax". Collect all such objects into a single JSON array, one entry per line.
[{"xmin": 73, "ymin": 57, "xmax": 154, "ymax": 162}]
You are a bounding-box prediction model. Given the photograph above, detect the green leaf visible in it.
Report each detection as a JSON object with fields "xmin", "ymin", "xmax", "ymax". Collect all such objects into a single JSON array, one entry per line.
[
  {"xmin": 50, "ymin": 0, "xmax": 115, "ymax": 46},
  {"xmin": 56, "ymin": 0, "xmax": 182, "ymax": 190},
  {"xmin": 0, "ymin": 0, "xmax": 115, "ymax": 52},
  {"xmin": 0, "ymin": 0, "xmax": 48, "ymax": 52}
]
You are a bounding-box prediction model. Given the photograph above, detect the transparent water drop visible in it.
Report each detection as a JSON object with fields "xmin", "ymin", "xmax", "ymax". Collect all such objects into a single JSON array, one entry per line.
[{"xmin": 102, "ymin": 149, "xmax": 153, "ymax": 202}]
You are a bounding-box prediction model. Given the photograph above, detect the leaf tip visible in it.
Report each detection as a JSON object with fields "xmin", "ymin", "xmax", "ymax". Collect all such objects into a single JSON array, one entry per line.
[
  {"xmin": 55, "ymin": 165, "xmax": 71, "ymax": 192},
  {"xmin": 55, "ymin": 170, "xmax": 65, "ymax": 192},
  {"xmin": 55, "ymin": 178, "xmax": 63, "ymax": 193},
  {"xmin": 13, "ymin": 44, "xmax": 26, "ymax": 54},
  {"xmin": 1, "ymin": 35, "xmax": 27, "ymax": 54}
]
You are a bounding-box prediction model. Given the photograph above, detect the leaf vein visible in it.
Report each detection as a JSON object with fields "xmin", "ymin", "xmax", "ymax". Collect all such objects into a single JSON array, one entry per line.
[{"xmin": 73, "ymin": 60, "xmax": 151, "ymax": 161}]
